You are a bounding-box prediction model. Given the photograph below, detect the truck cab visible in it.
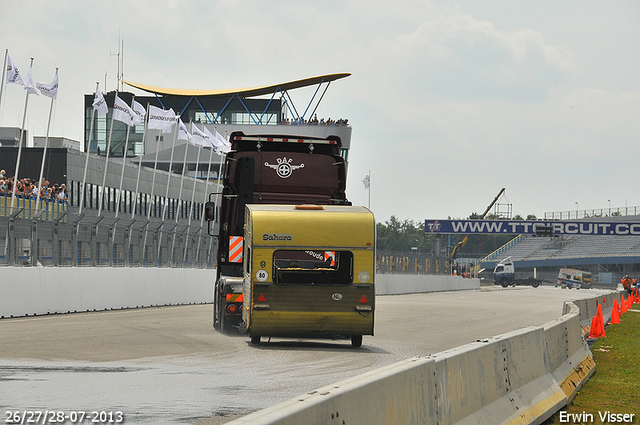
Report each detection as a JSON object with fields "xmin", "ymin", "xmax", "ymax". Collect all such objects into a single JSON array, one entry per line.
[{"xmin": 493, "ymin": 257, "xmax": 515, "ymax": 286}]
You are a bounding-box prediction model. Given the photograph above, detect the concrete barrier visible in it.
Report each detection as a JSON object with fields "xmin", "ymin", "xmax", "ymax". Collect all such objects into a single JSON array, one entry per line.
[
  {"xmin": 376, "ymin": 274, "xmax": 479, "ymax": 295},
  {"xmin": 433, "ymin": 327, "xmax": 566, "ymax": 425},
  {"xmin": 0, "ymin": 267, "xmax": 214, "ymax": 318},
  {"xmin": 227, "ymin": 357, "xmax": 438, "ymax": 425},
  {"xmin": 544, "ymin": 302, "xmax": 595, "ymax": 404},
  {"xmin": 227, "ymin": 293, "xmax": 607, "ymax": 425}
]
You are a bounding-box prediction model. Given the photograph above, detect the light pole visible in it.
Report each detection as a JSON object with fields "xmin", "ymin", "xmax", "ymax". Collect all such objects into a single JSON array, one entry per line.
[{"xmin": 575, "ymin": 202, "xmax": 578, "ymax": 219}]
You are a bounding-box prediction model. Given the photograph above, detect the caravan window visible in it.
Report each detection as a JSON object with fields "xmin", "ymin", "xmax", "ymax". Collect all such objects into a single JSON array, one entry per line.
[{"xmin": 272, "ymin": 250, "xmax": 353, "ymax": 285}]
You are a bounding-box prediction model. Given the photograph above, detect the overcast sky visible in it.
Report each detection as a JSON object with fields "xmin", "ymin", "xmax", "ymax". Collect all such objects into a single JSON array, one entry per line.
[{"xmin": 1, "ymin": 1, "xmax": 638, "ymax": 223}]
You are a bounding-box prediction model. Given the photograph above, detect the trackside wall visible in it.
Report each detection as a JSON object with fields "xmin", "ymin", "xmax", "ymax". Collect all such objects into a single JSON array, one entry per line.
[
  {"xmin": 227, "ymin": 294, "xmax": 605, "ymax": 425},
  {"xmin": 0, "ymin": 267, "xmax": 214, "ymax": 318}
]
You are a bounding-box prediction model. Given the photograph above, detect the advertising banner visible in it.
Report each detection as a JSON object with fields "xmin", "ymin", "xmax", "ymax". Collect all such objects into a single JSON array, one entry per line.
[{"xmin": 424, "ymin": 219, "xmax": 640, "ymax": 236}]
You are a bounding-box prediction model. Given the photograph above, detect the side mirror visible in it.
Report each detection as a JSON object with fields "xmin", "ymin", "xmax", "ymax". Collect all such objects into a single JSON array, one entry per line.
[{"xmin": 204, "ymin": 202, "xmax": 216, "ymax": 222}]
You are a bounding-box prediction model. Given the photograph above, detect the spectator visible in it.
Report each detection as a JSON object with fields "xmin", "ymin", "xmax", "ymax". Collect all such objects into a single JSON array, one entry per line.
[{"xmin": 622, "ymin": 275, "xmax": 632, "ymax": 295}]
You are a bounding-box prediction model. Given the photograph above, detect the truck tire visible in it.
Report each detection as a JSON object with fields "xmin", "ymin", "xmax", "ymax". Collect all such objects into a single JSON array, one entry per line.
[
  {"xmin": 500, "ymin": 278, "xmax": 510, "ymax": 288},
  {"xmin": 220, "ymin": 311, "xmax": 236, "ymax": 334},
  {"xmin": 351, "ymin": 335, "xmax": 363, "ymax": 348},
  {"xmin": 530, "ymin": 278, "xmax": 540, "ymax": 288}
]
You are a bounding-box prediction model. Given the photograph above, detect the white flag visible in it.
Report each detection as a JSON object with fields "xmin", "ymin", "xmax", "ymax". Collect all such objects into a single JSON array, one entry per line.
[
  {"xmin": 6, "ymin": 55, "xmax": 23, "ymax": 85},
  {"xmin": 23, "ymin": 66, "xmax": 39, "ymax": 95},
  {"xmin": 362, "ymin": 173, "xmax": 370, "ymax": 189},
  {"xmin": 36, "ymin": 71, "xmax": 58, "ymax": 99},
  {"xmin": 191, "ymin": 124, "xmax": 211, "ymax": 147},
  {"xmin": 178, "ymin": 118, "xmax": 194, "ymax": 144},
  {"xmin": 92, "ymin": 84, "xmax": 108, "ymax": 116},
  {"xmin": 112, "ymin": 94, "xmax": 136, "ymax": 126},
  {"xmin": 205, "ymin": 127, "xmax": 229, "ymax": 155},
  {"xmin": 215, "ymin": 130, "xmax": 231, "ymax": 152},
  {"xmin": 147, "ymin": 105, "xmax": 178, "ymax": 133},
  {"xmin": 132, "ymin": 99, "xmax": 146, "ymax": 125}
]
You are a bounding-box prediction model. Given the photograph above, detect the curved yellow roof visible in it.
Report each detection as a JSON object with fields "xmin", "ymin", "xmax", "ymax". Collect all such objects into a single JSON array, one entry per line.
[{"xmin": 123, "ymin": 73, "xmax": 351, "ymax": 98}]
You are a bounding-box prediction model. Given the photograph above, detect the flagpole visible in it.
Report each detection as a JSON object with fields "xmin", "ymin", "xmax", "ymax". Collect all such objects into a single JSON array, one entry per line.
[
  {"xmin": 79, "ymin": 82, "xmax": 100, "ymax": 216},
  {"xmin": 184, "ymin": 123, "xmax": 204, "ymax": 265},
  {"xmin": 10, "ymin": 57, "xmax": 34, "ymax": 213},
  {"xmin": 115, "ymin": 96, "xmax": 135, "ymax": 218},
  {"xmin": 199, "ymin": 130, "xmax": 216, "ymax": 228},
  {"xmin": 132, "ymin": 103, "xmax": 149, "ymax": 220},
  {"xmin": 188, "ymin": 122, "xmax": 206, "ymax": 227},
  {"xmin": 368, "ymin": 169, "xmax": 371, "ymax": 210},
  {"xmin": 143, "ymin": 105, "xmax": 161, "ymax": 264},
  {"xmin": 196, "ymin": 132, "xmax": 217, "ymax": 262},
  {"xmin": 212, "ymin": 128, "xmax": 227, "ymax": 220},
  {"xmin": 171, "ymin": 121, "xmax": 191, "ymax": 264},
  {"xmin": 158, "ymin": 119, "xmax": 179, "ymax": 264},
  {"xmin": 161, "ymin": 120, "xmax": 179, "ymax": 221},
  {"xmin": 97, "ymin": 91, "xmax": 117, "ymax": 217},
  {"xmin": 175, "ymin": 121, "xmax": 190, "ymax": 223},
  {"xmin": 146, "ymin": 110, "xmax": 161, "ymax": 221},
  {"xmin": 35, "ymin": 68, "xmax": 58, "ymax": 216},
  {"xmin": 187, "ymin": 123, "xmax": 200, "ymax": 227},
  {"xmin": 0, "ymin": 49, "xmax": 8, "ymax": 125}
]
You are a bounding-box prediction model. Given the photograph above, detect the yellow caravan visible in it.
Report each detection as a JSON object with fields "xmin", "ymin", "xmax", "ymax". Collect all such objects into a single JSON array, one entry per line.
[{"xmin": 242, "ymin": 204, "xmax": 375, "ymax": 347}]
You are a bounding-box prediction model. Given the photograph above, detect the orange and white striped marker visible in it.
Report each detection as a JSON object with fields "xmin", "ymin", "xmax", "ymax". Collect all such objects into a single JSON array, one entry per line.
[{"xmin": 229, "ymin": 236, "xmax": 243, "ymax": 263}]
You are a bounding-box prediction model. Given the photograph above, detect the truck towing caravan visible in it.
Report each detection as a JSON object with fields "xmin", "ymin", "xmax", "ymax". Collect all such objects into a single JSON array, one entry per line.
[{"xmin": 205, "ymin": 131, "xmax": 373, "ymax": 345}]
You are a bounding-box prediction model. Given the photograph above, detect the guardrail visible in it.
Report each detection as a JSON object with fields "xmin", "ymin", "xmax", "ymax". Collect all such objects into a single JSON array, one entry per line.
[
  {"xmin": 0, "ymin": 214, "xmax": 216, "ymax": 268},
  {"xmin": 0, "ymin": 194, "xmax": 68, "ymax": 221},
  {"xmin": 227, "ymin": 292, "xmax": 611, "ymax": 425}
]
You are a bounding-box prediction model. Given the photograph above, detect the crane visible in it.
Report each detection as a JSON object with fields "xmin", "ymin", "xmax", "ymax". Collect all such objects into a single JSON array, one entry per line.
[{"xmin": 450, "ymin": 188, "xmax": 506, "ymax": 268}]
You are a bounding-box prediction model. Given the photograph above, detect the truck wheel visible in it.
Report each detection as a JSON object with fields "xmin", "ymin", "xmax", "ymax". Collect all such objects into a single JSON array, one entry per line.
[
  {"xmin": 251, "ymin": 336, "xmax": 261, "ymax": 344},
  {"xmin": 531, "ymin": 279, "xmax": 540, "ymax": 288},
  {"xmin": 500, "ymin": 278, "xmax": 510, "ymax": 288},
  {"xmin": 221, "ymin": 312, "xmax": 235, "ymax": 334},
  {"xmin": 351, "ymin": 335, "xmax": 363, "ymax": 348}
]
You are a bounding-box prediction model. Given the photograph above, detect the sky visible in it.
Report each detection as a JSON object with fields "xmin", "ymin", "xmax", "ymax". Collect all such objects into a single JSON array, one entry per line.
[{"xmin": 1, "ymin": 1, "xmax": 639, "ymax": 224}]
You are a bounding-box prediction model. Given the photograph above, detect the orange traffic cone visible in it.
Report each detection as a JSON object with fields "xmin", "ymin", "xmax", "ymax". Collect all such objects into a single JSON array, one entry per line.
[
  {"xmin": 588, "ymin": 316, "xmax": 599, "ymax": 338},
  {"xmin": 611, "ymin": 299, "xmax": 620, "ymax": 324},
  {"xmin": 589, "ymin": 305, "xmax": 606, "ymax": 338},
  {"xmin": 628, "ymin": 294, "xmax": 633, "ymax": 310},
  {"xmin": 621, "ymin": 295, "xmax": 628, "ymax": 313}
]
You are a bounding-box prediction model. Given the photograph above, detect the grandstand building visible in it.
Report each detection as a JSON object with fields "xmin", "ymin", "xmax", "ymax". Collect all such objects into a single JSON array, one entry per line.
[{"xmin": 480, "ymin": 215, "xmax": 640, "ymax": 288}]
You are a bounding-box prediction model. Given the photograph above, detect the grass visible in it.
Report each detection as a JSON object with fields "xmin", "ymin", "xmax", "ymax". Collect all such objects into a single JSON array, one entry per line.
[{"xmin": 544, "ymin": 304, "xmax": 640, "ymax": 424}]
